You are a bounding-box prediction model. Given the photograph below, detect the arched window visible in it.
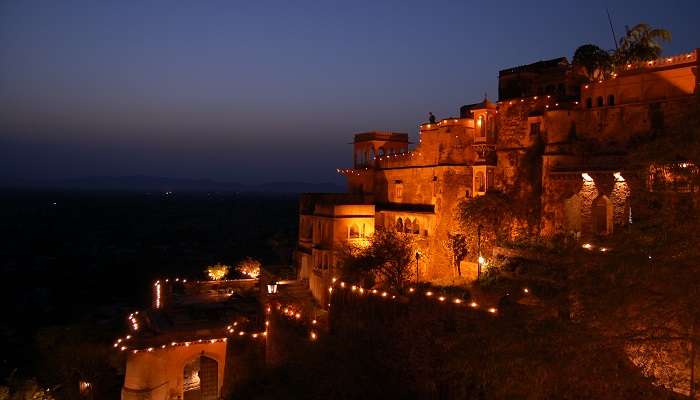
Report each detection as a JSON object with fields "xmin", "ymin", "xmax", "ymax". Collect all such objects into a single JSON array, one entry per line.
[
  {"xmin": 412, "ymin": 219, "xmax": 420, "ymax": 235},
  {"xmin": 477, "ymin": 115, "xmax": 485, "ymax": 137},
  {"xmin": 378, "ymin": 148, "xmax": 385, "ymax": 157},
  {"xmin": 597, "ymin": 96, "xmax": 604, "ymax": 107},
  {"xmin": 487, "ymin": 115, "xmax": 495, "ymax": 137},
  {"xmin": 608, "ymin": 94, "xmax": 615, "ymax": 106},
  {"xmin": 586, "ymin": 98, "xmax": 592, "ymax": 108},
  {"xmin": 349, "ymin": 224, "xmax": 360, "ymax": 239},
  {"xmin": 395, "ymin": 218, "xmax": 403, "ymax": 232},
  {"xmin": 369, "ymin": 147, "xmax": 375, "ymax": 163},
  {"xmin": 404, "ymin": 219, "xmax": 412, "ymax": 234},
  {"xmin": 475, "ymin": 172, "xmax": 485, "ymax": 192}
]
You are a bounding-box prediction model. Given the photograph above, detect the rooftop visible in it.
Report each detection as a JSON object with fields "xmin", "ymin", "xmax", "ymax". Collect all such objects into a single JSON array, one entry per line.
[{"xmin": 499, "ymin": 57, "xmax": 569, "ymax": 76}]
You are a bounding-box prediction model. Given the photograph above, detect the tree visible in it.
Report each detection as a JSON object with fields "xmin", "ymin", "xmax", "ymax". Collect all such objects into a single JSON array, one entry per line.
[
  {"xmin": 335, "ymin": 228, "xmax": 415, "ymax": 292},
  {"xmin": 237, "ymin": 257, "xmax": 261, "ymax": 279},
  {"xmin": 615, "ymin": 23, "xmax": 672, "ymax": 64},
  {"xmin": 444, "ymin": 233, "xmax": 468, "ymax": 277},
  {"xmin": 455, "ymin": 192, "xmax": 518, "ymax": 260},
  {"xmin": 205, "ymin": 263, "xmax": 230, "ymax": 280},
  {"xmin": 573, "ymin": 44, "xmax": 613, "ymax": 81}
]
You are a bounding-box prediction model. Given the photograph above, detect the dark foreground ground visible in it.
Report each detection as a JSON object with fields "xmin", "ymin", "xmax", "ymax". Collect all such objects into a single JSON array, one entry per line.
[{"xmin": 0, "ymin": 190, "xmax": 298, "ymax": 397}]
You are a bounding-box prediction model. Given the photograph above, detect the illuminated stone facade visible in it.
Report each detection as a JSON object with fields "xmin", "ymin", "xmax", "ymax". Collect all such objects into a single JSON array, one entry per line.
[{"xmin": 296, "ymin": 49, "xmax": 700, "ymax": 300}]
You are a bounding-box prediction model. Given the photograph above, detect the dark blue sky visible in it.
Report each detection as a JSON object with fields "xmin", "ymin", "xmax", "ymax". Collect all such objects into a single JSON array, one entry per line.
[{"xmin": 1, "ymin": 0, "xmax": 698, "ymax": 185}]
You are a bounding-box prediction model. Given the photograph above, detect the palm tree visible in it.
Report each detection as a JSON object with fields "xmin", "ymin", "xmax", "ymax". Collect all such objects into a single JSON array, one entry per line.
[{"xmin": 616, "ymin": 23, "xmax": 672, "ymax": 63}]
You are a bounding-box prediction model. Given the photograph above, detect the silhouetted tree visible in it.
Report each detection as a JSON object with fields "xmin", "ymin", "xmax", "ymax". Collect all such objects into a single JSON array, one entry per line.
[
  {"xmin": 573, "ymin": 44, "xmax": 613, "ymax": 81},
  {"xmin": 616, "ymin": 23, "xmax": 672, "ymax": 63}
]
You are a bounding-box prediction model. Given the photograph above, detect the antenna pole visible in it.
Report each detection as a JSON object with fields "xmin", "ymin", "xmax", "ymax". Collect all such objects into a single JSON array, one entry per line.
[{"xmin": 606, "ymin": 8, "xmax": 619, "ymax": 50}]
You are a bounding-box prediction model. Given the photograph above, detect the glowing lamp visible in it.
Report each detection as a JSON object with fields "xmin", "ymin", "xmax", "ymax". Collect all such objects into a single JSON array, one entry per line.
[
  {"xmin": 488, "ymin": 308, "xmax": 497, "ymax": 314},
  {"xmin": 614, "ymin": 172, "xmax": 625, "ymax": 182},
  {"xmin": 470, "ymin": 302, "xmax": 478, "ymax": 308},
  {"xmin": 267, "ymin": 283, "xmax": 278, "ymax": 294},
  {"xmin": 581, "ymin": 173, "xmax": 593, "ymax": 182},
  {"xmin": 582, "ymin": 243, "xmax": 593, "ymax": 250},
  {"xmin": 478, "ymin": 256, "xmax": 485, "ymax": 265}
]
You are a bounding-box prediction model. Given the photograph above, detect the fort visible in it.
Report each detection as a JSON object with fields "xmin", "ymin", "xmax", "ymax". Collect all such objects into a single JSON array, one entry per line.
[
  {"xmin": 296, "ymin": 48, "xmax": 699, "ymax": 304},
  {"xmin": 117, "ymin": 49, "xmax": 699, "ymax": 399}
]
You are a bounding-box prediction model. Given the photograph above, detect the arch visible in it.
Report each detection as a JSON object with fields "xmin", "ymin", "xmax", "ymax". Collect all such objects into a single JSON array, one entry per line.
[
  {"xmin": 395, "ymin": 217, "xmax": 403, "ymax": 232},
  {"xmin": 592, "ymin": 195, "xmax": 613, "ymax": 235},
  {"xmin": 475, "ymin": 171, "xmax": 485, "ymax": 192},
  {"xmin": 596, "ymin": 96, "xmax": 604, "ymax": 107},
  {"xmin": 487, "ymin": 115, "xmax": 495, "ymax": 137},
  {"xmin": 477, "ymin": 115, "xmax": 485, "ymax": 137},
  {"xmin": 378, "ymin": 147, "xmax": 385, "ymax": 157},
  {"xmin": 412, "ymin": 219, "xmax": 420, "ymax": 235},
  {"xmin": 183, "ymin": 355, "xmax": 219, "ymax": 400},
  {"xmin": 404, "ymin": 219, "xmax": 412, "ymax": 234},
  {"xmin": 349, "ymin": 223, "xmax": 360, "ymax": 239},
  {"xmin": 369, "ymin": 147, "xmax": 375, "ymax": 163},
  {"xmin": 607, "ymin": 94, "xmax": 615, "ymax": 106}
]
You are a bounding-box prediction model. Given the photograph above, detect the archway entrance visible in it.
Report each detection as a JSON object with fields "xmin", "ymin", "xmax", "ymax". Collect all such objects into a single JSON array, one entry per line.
[
  {"xmin": 592, "ymin": 195, "xmax": 612, "ymax": 236},
  {"xmin": 183, "ymin": 355, "xmax": 218, "ymax": 400}
]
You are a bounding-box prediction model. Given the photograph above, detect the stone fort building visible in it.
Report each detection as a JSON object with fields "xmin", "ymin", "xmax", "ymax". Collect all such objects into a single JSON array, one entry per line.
[{"xmin": 296, "ymin": 49, "xmax": 699, "ymax": 304}]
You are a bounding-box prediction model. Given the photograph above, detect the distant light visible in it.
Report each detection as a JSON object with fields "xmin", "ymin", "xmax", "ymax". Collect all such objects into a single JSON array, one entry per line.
[
  {"xmin": 582, "ymin": 243, "xmax": 593, "ymax": 250},
  {"xmin": 614, "ymin": 172, "xmax": 625, "ymax": 182},
  {"xmin": 478, "ymin": 256, "xmax": 485, "ymax": 265},
  {"xmin": 581, "ymin": 173, "xmax": 593, "ymax": 182}
]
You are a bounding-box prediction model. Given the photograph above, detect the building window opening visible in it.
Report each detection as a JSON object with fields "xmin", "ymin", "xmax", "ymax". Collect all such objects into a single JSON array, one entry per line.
[
  {"xmin": 597, "ymin": 96, "xmax": 604, "ymax": 107},
  {"xmin": 475, "ymin": 172, "xmax": 485, "ymax": 192},
  {"xmin": 404, "ymin": 219, "xmax": 412, "ymax": 234},
  {"xmin": 395, "ymin": 218, "xmax": 403, "ymax": 232},
  {"xmin": 608, "ymin": 94, "xmax": 615, "ymax": 106},
  {"xmin": 394, "ymin": 182, "xmax": 403, "ymax": 202},
  {"xmin": 349, "ymin": 224, "xmax": 360, "ymax": 239},
  {"xmin": 413, "ymin": 219, "xmax": 420, "ymax": 235},
  {"xmin": 586, "ymin": 97, "xmax": 592, "ymax": 108}
]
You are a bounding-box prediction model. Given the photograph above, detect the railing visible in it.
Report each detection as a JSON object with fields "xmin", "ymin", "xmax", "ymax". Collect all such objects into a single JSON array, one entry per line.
[{"xmin": 616, "ymin": 50, "xmax": 697, "ymax": 74}]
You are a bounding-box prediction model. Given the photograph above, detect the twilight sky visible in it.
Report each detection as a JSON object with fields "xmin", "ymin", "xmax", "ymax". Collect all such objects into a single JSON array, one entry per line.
[{"xmin": 1, "ymin": 0, "xmax": 698, "ymax": 185}]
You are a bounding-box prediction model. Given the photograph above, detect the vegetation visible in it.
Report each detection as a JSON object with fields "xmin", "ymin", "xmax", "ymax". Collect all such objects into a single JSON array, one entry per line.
[
  {"xmin": 336, "ymin": 228, "xmax": 415, "ymax": 292},
  {"xmin": 206, "ymin": 263, "xmax": 230, "ymax": 280},
  {"xmin": 573, "ymin": 23, "xmax": 672, "ymax": 82},
  {"xmin": 236, "ymin": 257, "xmax": 261, "ymax": 279},
  {"xmin": 237, "ymin": 289, "xmax": 670, "ymax": 400},
  {"xmin": 573, "ymin": 43, "xmax": 613, "ymax": 81},
  {"xmin": 617, "ymin": 23, "xmax": 673, "ymax": 63},
  {"xmin": 454, "ymin": 192, "xmax": 518, "ymax": 258}
]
